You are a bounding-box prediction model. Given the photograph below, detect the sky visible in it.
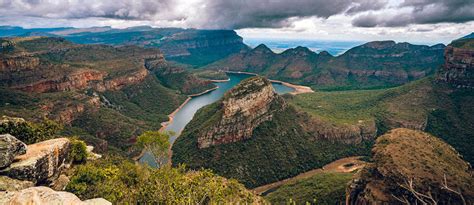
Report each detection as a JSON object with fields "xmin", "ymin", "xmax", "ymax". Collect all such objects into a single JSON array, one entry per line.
[{"xmin": 0, "ymin": 0, "xmax": 473, "ymax": 44}]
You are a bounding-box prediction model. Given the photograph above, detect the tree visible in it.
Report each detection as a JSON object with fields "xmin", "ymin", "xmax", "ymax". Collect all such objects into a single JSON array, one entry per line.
[{"xmin": 136, "ymin": 131, "xmax": 171, "ymax": 167}]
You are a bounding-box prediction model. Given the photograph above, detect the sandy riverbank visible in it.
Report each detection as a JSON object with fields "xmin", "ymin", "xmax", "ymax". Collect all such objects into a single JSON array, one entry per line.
[
  {"xmin": 252, "ymin": 156, "xmax": 366, "ymax": 195},
  {"xmin": 209, "ymin": 78, "xmax": 230, "ymax": 82},
  {"xmin": 269, "ymin": 80, "xmax": 314, "ymax": 95},
  {"xmin": 224, "ymin": 70, "xmax": 314, "ymax": 95}
]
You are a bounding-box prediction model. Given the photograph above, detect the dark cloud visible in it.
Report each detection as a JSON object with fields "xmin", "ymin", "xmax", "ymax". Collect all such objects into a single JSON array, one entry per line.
[
  {"xmin": 0, "ymin": 0, "xmax": 387, "ymax": 29},
  {"xmin": 200, "ymin": 0, "xmax": 387, "ymax": 29},
  {"xmin": 352, "ymin": 0, "xmax": 474, "ymax": 27},
  {"xmin": 0, "ymin": 0, "xmax": 176, "ymax": 20}
]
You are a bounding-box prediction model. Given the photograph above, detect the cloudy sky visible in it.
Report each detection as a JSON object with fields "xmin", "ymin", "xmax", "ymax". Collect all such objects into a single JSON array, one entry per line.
[{"xmin": 0, "ymin": 0, "xmax": 473, "ymax": 44}]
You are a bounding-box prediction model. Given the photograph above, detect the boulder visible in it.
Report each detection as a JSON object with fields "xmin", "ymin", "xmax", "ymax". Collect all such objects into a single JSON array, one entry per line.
[
  {"xmin": 0, "ymin": 138, "xmax": 70, "ymax": 184},
  {"xmin": 0, "ymin": 134, "xmax": 27, "ymax": 168},
  {"xmin": 0, "ymin": 176, "xmax": 34, "ymax": 191},
  {"xmin": 0, "ymin": 186, "xmax": 111, "ymax": 205}
]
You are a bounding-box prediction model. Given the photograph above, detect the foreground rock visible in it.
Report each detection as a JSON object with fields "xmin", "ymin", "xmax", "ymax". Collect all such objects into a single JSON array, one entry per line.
[
  {"xmin": 0, "ymin": 138, "xmax": 70, "ymax": 184},
  {"xmin": 0, "ymin": 186, "xmax": 111, "ymax": 205},
  {"xmin": 0, "ymin": 134, "xmax": 27, "ymax": 168},
  {"xmin": 346, "ymin": 128, "xmax": 474, "ymax": 204},
  {"xmin": 0, "ymin": 176, "xmax": 33, "ymax": 191}
]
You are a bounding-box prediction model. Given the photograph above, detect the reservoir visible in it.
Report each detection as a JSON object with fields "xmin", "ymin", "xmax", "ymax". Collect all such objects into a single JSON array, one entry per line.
[{"xmin": 139, "ymin": 73, "xmax": 294, "ymax": 166}]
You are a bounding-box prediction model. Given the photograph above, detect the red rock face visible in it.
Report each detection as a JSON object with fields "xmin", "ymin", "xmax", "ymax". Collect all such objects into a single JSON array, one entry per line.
[
  {"xmin": 0, "ymin": 56, "xmax": 40, "ymax": 72},
  {"xmin": 441, "ymin": 45, "xmax": 474, "ymax": 88},
  {"xmin": 14, "ymin": 69, "xmax": 105, "ymax": 93},
  {"xmin": 197, "ymin": 77, "xmax": 285, "ymax": 148}
]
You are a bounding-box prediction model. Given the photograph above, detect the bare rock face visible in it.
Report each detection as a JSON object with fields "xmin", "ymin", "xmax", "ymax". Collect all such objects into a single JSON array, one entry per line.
[
  {"xmin": 0, "ymin": 176, "xmax": 34, "ymax": 191},
  {"xmin": 346, "ymin": 128, "xmax": 474, "ymax": 205},
  {"xmin": 0, "ymin": 186, "xmax": 111, "ymax": 205},
  {"xmin": 0, "ymin": 134, "xmax": 27, "ymax": 168},
  {"xmin": 440, "ymin": 39, "xmax": 474, "ymax": 88},
  {"xmin": 198, "ymin": 76, "xmax": 286, "ymax": 148},
  {"xmin": 0, "ymin": 138, "xmax": 70, "ymax": 184}
]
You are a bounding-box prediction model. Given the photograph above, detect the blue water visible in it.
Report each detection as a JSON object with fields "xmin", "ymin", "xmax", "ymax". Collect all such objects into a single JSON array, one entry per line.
[{"xmin": 139, "ymin": 73, "xmax": 294, "ymax": 167}]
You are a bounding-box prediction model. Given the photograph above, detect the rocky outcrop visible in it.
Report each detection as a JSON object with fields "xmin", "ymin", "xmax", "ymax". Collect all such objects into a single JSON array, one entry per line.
[
  {"xmin": 0, "ymin": 186, "xmax": 111, "ymax": 205},
  {"xmin": 440, "ymin": 39, "xmax": 474, "ymax": 88},
  {"xmin": 0, "ymin": 56, "xmax": 40, "ymax": 72},
  {"xmin": 198, "ymin": 76, "xmax": 285, "ymax": 148},
  {"xmin": 302, "ymin": 117, "xmax": 376, "ymax": 144},
  {"xmin": 0, "ymin": 134, "xmax": 27, "ymax": 168},
  {"xmin": 0, "ymin": 176, "xmax": 34, "ymax": 191},
  {"xmin": 346, "ymin": 128, "xmax": 474, "ymax": 204},
  {"xmin": 14, "ymin": 69, "xmax": 105, "ymax": 93},
  {"xmin": 0, "ymin": 138, "xmax": 70, "ymax": 184}
]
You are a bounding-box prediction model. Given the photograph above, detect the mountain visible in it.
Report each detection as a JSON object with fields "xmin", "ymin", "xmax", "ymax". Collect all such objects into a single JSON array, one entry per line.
[
  {"xmin": 172, "ymin": 76, "xmax": 373, "ymax": 188},
  {"xmin": 460, "ymin": 32, "xmax": 474, "ymax": 39},
  {"xmin": 347, "ymin": 128, "xmax": 474, "ymax": 204},
  {"xmin": 0, "ymin": 36, "xmax": 212, "ymax": 154},
  {"xmin": 0, "ymin": 26, "xmax": 250, "ymax": 67},
  {"xmin": 207, "ymin": 41, "xmax": 445, "ymax": 90}
]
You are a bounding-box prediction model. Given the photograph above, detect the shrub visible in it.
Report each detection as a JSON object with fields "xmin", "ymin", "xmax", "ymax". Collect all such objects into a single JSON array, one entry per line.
[
  {"xmin": 69, "ymin": 138, "xmax": 88, "ymax": 164},
  {"xmin": 0, "ymin": 116, "xmax": 62, "ymax": 144},
  {"xmin": 66, "ymin": 156, "xmax": 264, "ymax": 204}
]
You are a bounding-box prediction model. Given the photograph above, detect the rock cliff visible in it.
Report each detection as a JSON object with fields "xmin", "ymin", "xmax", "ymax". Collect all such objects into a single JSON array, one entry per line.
[
  {"xmin": 346, "ymin": 128, "xmax": 474, "ymax": 204},
  {"xmin": 197, "ymin": 76, "xmax": 285, "ymax": 148},
  {"xmin": 439, "ymin": 38, "xmax": 474, "ymax": 88},
  {"xmin": 0, "ymin": 134, "xmax": 27, "ymax": 168},
  {"xmin": 0, "ymin": 138, "xmax": 70, "ymax": 184}
]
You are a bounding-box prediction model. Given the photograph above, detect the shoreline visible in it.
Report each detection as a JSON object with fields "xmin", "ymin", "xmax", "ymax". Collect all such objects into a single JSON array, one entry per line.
[
  {"xmin": 224, "ymin": 70, "xmax": 314, "ymax": 95},
  {"xmin": 269, "ymin": 79, "xmax": 314, "ymax": 95},
  {"xmin": 209, "ymin": 78, "xmax": 230, "ymax": 83},
  {"xmin": 159, "ymin": 86, "xmax": 219, "ymax": 132}
]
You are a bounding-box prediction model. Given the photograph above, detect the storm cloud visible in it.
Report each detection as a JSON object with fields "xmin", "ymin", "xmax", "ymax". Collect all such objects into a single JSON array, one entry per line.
[
  {"xmin": 0, "ymin": 0, "xmax": 473, "ymax": 29},
  {"xmin": 0, "ymin": 0, "xmax": 386, "ymax": 29},
  {"xmin": 352, "ymin": 0, "xmax": 474, "ymax": 27},
  {"xmin": 0, "ymin": 0, "xmax": 178, "ymax": 20}
]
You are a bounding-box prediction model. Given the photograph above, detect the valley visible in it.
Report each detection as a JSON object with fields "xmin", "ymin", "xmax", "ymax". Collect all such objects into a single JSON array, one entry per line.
[{"xmin": 0, "ymin": 25, "xmax": 473, "ymax": 204}]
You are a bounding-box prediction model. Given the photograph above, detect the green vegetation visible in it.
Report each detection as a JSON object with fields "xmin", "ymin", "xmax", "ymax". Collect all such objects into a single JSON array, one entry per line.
[
  {"xmin": 172, "ymin": 102, "xmax": 371, "ymax": 188},
  {"xmin": 450, "ymin": 38, "xmax": 474, "ymax": 49},
  {"xmin": 191, "ymin": 69, "xmax": 229, "ymax": 80},
  {"xmin": 348, "ymin": 128, "xmax": 474, "ymax": 204},
  {"xmin": 265, "ymin": 172, "xmax": 353, "ymax": 205},
  {"xmin": 66, "ymin": 156, "xmax": 264, "ymax": 204},
  {"xmin": 135, "ymin": 131, "xmax": 170, "ymax": 167},
  {"xmin": 289, "ymin": 77, "xmax": 474, "ymax": 164},
  {"xmin": 207, "ymin": 41, "xmax": 444, "ymax": 90},
  {"xmin": 0, "ymin": 116, "xmax": 62, "ymax": 144},
  {"xmin": 68, "ymin": 138, "xmax": 88, "ymax": 163}
]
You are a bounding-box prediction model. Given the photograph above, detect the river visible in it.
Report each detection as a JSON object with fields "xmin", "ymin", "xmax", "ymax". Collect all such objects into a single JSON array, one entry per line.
[{"xmin": 139, "ymin": 73, "xmax": 294, "ymax": 167}]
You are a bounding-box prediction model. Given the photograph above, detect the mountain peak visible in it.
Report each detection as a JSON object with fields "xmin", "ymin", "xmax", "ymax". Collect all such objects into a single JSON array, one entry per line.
[
  {"xmin": 282, "ymin": 46, "xmax": 315, "ymax": 56},
  {"xmin": 252, "ymin": 44, "xmax": 273, "ymax": 53},
  {"xmin": 361, "ymin": 40, "xmax": 396, "ymax": 49}
]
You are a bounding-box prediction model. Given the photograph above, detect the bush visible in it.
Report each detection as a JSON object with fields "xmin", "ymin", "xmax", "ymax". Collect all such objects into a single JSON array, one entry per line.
[
  {"xmin": 66, "ymin": 156, "xmax": 264, "ymax": 204},
  {"xmin": 69, "ymin": 138, "xmax": 88, "ymax": 164},
  {"xmin": 0, "ymin": 116, "xmax": 62, "ymax": 144}
]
